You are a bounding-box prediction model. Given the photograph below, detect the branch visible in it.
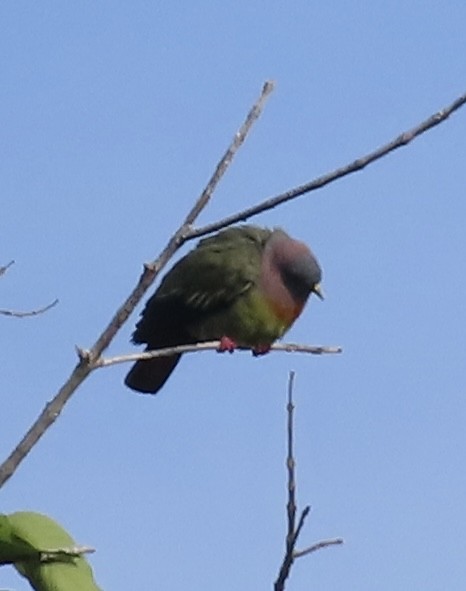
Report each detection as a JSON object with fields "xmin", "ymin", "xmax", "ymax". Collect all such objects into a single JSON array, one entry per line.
[
  {"xmin": 0, "ymin": 299, "xmax": 59, "ymax": 318},
  {"xmin": 89, "ymin": 81, "xmax": 275, "ymax": 364},
  {"xmin": 274, "ymin": 372, "xmax": 342, "ymax": 591},
  {"xmin": 1, "ymin": 545, "xmax": 95, "ymax": 566},
  {"xmin": 188, "ymin": 90, "xmax": 466, "ymax": 239},
  {"xmin": 0, "ymin": 81, "xmax": 274, "ymax": 489},
  {"xmin": 0, "ymin": 260, "xmax": 14, "ymax": 277},
  {"xmin": 2, "ymin": 86, "xmax": 464, "ymax": 488},
  {"xmin": 39, "ymin": 545, "xmax": 95, "ymax": 562},
  {"xmin": 286, "ymin": 371, "xmax": 297, "ymax": 544},
  {"xmin": 293, "ymin": 538, "xmax": 343, "ymax": 559},
  {"xmin": 0, "ymin": 261, "xmax": 58, "ymax": 318},
  {"xmin": 94, "ymin": 341, "xmax": 343, "ymax": 368},
  {"xmin": 274, "ymin": 371, "xmax": 301, "ymax": 591}
]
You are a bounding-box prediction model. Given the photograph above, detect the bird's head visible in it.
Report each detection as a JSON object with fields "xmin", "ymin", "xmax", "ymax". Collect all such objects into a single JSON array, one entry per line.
[{"xmin": 269, "ymin": 229, "xmax": 323, "ymax": 302}]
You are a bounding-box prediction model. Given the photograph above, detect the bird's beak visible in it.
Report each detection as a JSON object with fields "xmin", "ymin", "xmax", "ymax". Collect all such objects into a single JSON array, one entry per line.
[{"xmin": 313, "ymin": 283, "xmax": 324, "ymax": 300}]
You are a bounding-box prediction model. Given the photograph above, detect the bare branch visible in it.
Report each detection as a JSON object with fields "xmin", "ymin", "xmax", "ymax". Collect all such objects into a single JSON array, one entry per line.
[
  {"xmin": 188, "ymin": 90, "xmax": 466, "ymax": 240},
  {"xmin": 293, "ymin": 505, "xmax": 311, "ymax": 544},
  {"xmin": 40, "ymin": 545, "xmax": 96, "ymax": 562},
  {"xmin": 275, "ymin": 371, "xmax": 300, "ymax": 591},
  {"xmin": 0, "ymin": 363, "xmax": 91, "ymax": 488},
  {"xmin": 286, "ymin": 371, "xmax": 297, "ymax": 545},
  {"xmin": 2, "ymin": 87, "xmax": 464, "ymax": 488},
  {"xmin": 1, "ymin": 545, "xmax": 95, "ymax": 566},
  {"xmin": 0, "ymin": 82, "xmax": 274, "ymax": 489},
  {"xmin": 0, "ymin": 299, "xmax": 59, "ymax": 318},
  {"xmin": 88, "ymin": 81, "xmax": 275, "ymax": 364},
  {"xmin": 94, "ymin": 342, "xmax": 342, "ymax": 368},
  {"xmin": 181, "ymin": 80, "xmax": 275, "ymax": 229},
  {"xmin": 274, "ymin": 372, "xmax": 343, "ymax": 591},
  {"xmin": 0, "ymin": 261, "xmax": 58, "ymax": 318},
  {"xmin": 0, "ymin": 260, "xmax": 15, "ymax": 277},
  {"xmin": 293, "ymin": 538, "xmax": 344, "ymax": 559}
]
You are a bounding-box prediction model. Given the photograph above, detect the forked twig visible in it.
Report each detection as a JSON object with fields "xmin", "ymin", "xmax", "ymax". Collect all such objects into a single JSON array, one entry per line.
[
  {"xmin": 274, "ymin": 372, "xmax": 343, "ymax": 591},
  {"xmin": 188, "ymin": 90, "xmax": 466, "ymax": 239},
  {"xmin": 0, "ymin": 82, "xmax": 275, "ymax": 488}
]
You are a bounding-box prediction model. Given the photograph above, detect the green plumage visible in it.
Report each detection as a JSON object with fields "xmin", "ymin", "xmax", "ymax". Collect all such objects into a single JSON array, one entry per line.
[
  {"xmin": 125, "ymin": 225, "xmax": 322, "ymax": 394},
  {"xmin": 135, "ymin": 226, "xmax": 287, "ymax": 345}
]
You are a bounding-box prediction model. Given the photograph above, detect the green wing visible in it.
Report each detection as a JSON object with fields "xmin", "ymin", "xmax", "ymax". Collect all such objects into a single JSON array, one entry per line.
[
  {"xmin": 133, "ymin": 226, "xmax": 271, "ymax": 343},
  {"xmin": 161, "ymin": 226, "xmax": 270, "ymax": 307}
]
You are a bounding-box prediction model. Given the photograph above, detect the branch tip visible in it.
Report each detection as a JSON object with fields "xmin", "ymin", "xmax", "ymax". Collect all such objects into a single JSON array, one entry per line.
[
  {"xmin": 0, "ymin": 298, "xmax": 59, "ymax": 318},
  {"xmin": 293, "ymin": 537, "xmax": 344, "ymax": 559},
  {"xmin": 75, "ymin": 346, "xmax": 91, "ymax": 362},
  {"xmin": 40, "ymin": 545, "xmax": 96, "ymax": 562},
  {"xmin": 188, "ymin": 89, "xmax": 466, "ymax": 239},
  {"xmin": 0, "ymin": 260, "xmax": 15, "ymax": 276}
]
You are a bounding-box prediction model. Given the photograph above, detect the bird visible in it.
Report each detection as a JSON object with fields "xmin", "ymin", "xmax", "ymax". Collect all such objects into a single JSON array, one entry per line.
[{"xmin": 124, "ymin": 225, "xmax": 323, "ymax": 394}]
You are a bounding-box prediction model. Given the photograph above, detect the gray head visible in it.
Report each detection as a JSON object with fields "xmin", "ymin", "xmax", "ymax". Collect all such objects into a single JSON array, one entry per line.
[{"xmin": 268, "ymin": 229, "xmax": 323, "ymax": 302}]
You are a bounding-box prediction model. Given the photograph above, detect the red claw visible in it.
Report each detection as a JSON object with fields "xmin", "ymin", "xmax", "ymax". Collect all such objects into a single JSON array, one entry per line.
[{"xmin": 218, "ymin": 336, "xmax": 237, "ymax": 354}]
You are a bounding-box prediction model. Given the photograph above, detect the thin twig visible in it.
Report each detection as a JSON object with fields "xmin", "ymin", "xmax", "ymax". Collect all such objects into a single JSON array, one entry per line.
[
  {"xmin": 0, "ymin": 299, "xmax": 59, "ymax": 318},
  {"xmin": 95, "ymin": 342, "xmax": 342, "ymax": 368},
  {"xmin": 274, "ymin": 372, "xmax": 342, "ymax": 591},
  {"xmin": 40, "ymin": 545, "xmax": 96, "ymax": 562},
  {"xmin": 0, "ymin": 262, "xmax": 58, "ymax": 318},
  {"xmin": 181, "ymin": 80, "xmax": 275, "ymax": 229},
  {"xmin": 293, "ymin": 538, "xmax": 344, "ymax": 559},
  {"xmin": 0, "ymin": 82, "xmax": 274, "ymax": 489},
  {"xmin": 0, "ymin": 260, "xmax": 15, "ymax": 277},
  {"xmin": 275, "ymin": 371, "xmax": 301, "ymax": 591},
  {"xmin": 286, "ymin": 371, "xmax": 297, "ymax": 547},
  {"xmin": 188, "ymin": 90, "xmax": 466, "ymax": 240},
  {"xmin": 0, "ymin": 545, "xmax": 95, "ymax": 566},
  {"xmin": 293, "ymin": 505, "xmax": 311, "ymax": 544}
]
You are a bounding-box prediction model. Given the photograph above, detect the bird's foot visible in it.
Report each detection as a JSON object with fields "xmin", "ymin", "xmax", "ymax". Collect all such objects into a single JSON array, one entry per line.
[
  {"xmin": 252, "ymin": 344, "xmax": 271, "ymax": 357},
  {"xmin": 217, "ymin": 336, "xmax": 237, "ymax": 354}
]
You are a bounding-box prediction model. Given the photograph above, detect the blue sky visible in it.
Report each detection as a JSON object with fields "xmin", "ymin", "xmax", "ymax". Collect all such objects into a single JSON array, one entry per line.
[{"xmin": 2, "ymin": 2, "xmax": 466, "ymax": 590}]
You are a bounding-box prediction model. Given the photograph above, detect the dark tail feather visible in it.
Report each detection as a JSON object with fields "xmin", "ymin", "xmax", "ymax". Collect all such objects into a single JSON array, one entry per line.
[{"xmin": 124, "ymin": 352, "xmax": 182, "ymax": 394}]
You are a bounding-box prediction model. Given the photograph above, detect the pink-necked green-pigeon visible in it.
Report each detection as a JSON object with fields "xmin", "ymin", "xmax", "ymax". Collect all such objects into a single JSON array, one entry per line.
[{"xmin": 125, "ymin": 225, "xmax": 323, "ymax": 394}]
